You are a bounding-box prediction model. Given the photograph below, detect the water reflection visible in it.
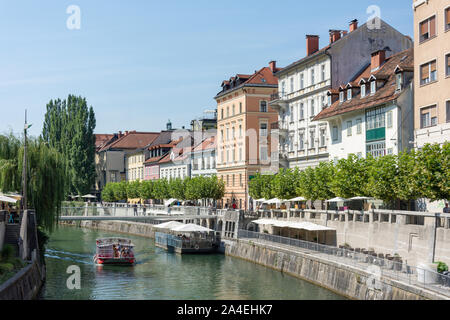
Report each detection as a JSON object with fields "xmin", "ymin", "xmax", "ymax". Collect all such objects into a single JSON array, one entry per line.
[{"xmin": 41, "ymin": 225, "xmax": 346, "ymax": 300}]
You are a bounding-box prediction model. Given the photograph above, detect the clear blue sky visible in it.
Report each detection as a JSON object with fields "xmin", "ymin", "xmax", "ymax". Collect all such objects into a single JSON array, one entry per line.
[{"xmin": 0, "ymin": 0, "xmax": 413, "ymax": 137}]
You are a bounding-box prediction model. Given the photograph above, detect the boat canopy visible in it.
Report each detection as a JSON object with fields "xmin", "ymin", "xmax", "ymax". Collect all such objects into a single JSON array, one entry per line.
[
  {"xmin": 170, "ymin": 224, "xmax": 214, "ymax": 233},
  {"xmin": 153, "ymin": 221, "xmax": 184, "ymax": 229},
  {"xmin": 251, "ymin": 219, "xmax": 335, "ymax": 231}
]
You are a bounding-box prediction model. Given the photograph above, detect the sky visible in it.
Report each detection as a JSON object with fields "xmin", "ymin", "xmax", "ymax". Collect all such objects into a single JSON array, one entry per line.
[{"xmin": 0, "ymin": 0, "xmax": 414, "ymax": 137}]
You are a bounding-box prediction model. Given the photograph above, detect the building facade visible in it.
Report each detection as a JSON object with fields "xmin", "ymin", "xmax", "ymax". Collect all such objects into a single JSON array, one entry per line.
[
  {"xmin": 215, "ymin": 62, "xmax": 281, "ymax": 210},
  {"xmin": 271, "ymin": 19, "xmax": 413, "ymax": 169},
  {"xmin": 190, "ymin": 136, "xmax": 217, "ymax": 177},
  {"xmin": 314, "ymin": 49, "xmax": 415, "ymax": 160},
  {"xmin": 413, "ymin": 0, "xmax": 450, "ymax": 148}
]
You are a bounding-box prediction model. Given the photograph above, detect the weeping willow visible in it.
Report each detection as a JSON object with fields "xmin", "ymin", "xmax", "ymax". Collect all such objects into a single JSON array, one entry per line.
[{"xmin": 0, "ymin": 133, "xmax": 66, "ymax": 231}]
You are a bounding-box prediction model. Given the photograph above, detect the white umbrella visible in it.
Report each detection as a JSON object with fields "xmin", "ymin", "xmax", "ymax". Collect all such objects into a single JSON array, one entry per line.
[
  {"xmin": 350, "ymin": 196, "xmax": 374, "ymax": 200},
  {"xmin": 326, "ymin": 197, "xmax": 348, "ymax": 203},
  {"xmin": 82, "ymin": 194, "xmax": 97, "ymax": 199},
  {"xmin": 255, "ymin": 198, "xmax": 267, "ymax": 203},
  {"xmin": 153, "ymin": 221, "xmax": 184, "ymax": 229},
  {"xmin": 0, "ymin": 195, "xmax": 18, "ymax": 203},
  {"xmin": 288, "ymin": 196, "xmax": 306, "ymax": 202},
  {"xmin": 164, "ymin": 198, "xmax": 178, "ymax": 206},
  {"xmin": 170, "ymin": 224, "xmax": 214, "ymax": 233}
]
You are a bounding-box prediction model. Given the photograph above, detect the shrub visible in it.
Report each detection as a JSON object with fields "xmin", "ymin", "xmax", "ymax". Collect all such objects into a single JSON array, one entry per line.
[
  {"xmin": 436, "ymin": 261, "xmax": 449, "ymax": 273},
  {"xmin": 1, "ymin": 245, "xmax": 15, "ymax": 261},
  {"xmin": 0, "ymin": 263, "xmax": 14, "ymax": 273}
]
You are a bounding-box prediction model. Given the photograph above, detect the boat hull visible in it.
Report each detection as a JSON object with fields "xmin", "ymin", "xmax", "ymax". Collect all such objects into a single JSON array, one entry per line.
[{"xmin": 93, "ymin": 255, "xmax": 135, "ymax": 266}]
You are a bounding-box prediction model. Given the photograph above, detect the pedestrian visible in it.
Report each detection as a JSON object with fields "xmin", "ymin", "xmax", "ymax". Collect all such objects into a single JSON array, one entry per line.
[
  {"xmin": 444, "ymin": 203, "xmax": 450, "ymax": 213},
  {"xmin": 133, "ymin": 204, "xmax": 138, "ymax": 216}
]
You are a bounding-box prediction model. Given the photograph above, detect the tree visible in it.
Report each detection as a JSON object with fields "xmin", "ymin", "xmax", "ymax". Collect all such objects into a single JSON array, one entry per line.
[
  {"xmin": 0, "ymin": 134, "xmax": 66, "ymax": 231},
  {"xmin": 330, "ymin": 154, "xmax": 371, "ymax": 198},
  {"xmin": 313, "ymin": 162, "xmax": 335, "ymax": 201},
  {"xmin": 249, "ymin": 173, "xmax": 275, "ymax": 200},
  {"xmin": 271, "ymin": 168, "xmax": 299, "ymax": 200},
  {"xmin": 112, "ymin": 181, "xmax": 128, "ymax": 202},
  {"xmin": 153, "ymin": 179, "xmax": 170, "ymax": 201},
  {"xmin": 126, "ymin": 180, "xmax": 141, "ymax": 199},
  {"xmin": 101, "ymin": 183, "xmax": 115, "ymax": 202},
  {"xmin": 139, "ymin": 180, "xmax": 154, "ymax": 200},
  {"xmin": 168, "ymin": 178, "xmax": 186, "ymax": 200},
  {"xmin": 42, "ymin": 95, "xmax": 96, "ymax": 196},
  {"xmin": 366, "ymin": 154, "xmax": 398, "ymax": 203}
]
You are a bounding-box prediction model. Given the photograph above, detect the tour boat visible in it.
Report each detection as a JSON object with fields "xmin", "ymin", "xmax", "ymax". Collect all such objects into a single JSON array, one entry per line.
[{"xmin": 93, "ymin": 238, "xmax": 136, "ymax": 265}]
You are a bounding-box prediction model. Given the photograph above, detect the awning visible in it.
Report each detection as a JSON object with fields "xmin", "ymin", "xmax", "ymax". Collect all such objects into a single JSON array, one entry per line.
[
  {"xmin": 251, "ymin": 219, "xmax": 335, "ymax": 231},
  {"xmin": 255, "ymin": 198, "xmax": 267, "ymax": 202},
  {"xmin": 82, "ymin": 194, "xmax": 96, "ymax": 199},
  {"xmin": 288, "ymin": 197, "xmax": 306, "ymax": 202},
  {"xmin": 164, "ymin": 198, "xmax": 178, "ymax": 206},
  {"xmin": 326, "ymin": 197, "xmax": 348, "ymax": 203},
  {"xmin": 154, "ymin": 221, "xmax": 184, "ymax": 229},
  {"xmin": 0, "ymin": 195, "xmax": 18, "ymax": 204},
  {"xmin": 349, "ymin": 196, "xmax": 374, "ymax": 200},
  {"xmin": 170, "ymin": 224, "xmax": 214, "ymax": 233}
]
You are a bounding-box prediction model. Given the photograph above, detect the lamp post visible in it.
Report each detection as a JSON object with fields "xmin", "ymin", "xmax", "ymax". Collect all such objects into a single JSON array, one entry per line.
[{"xmin": 22, "ymin": 110, "xmax": 32, "ymax": 211}]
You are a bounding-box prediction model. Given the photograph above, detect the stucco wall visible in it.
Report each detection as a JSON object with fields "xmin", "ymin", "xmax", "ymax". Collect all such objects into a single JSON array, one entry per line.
[{"xmin": 0, "ymin": 259, "xmax": 44, "ymax": 300}]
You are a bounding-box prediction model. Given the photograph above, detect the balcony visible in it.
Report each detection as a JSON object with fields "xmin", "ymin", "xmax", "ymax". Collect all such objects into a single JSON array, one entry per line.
[{"xmin": 269, "ymin": 92, "xmax": 288, "ymax": 112}]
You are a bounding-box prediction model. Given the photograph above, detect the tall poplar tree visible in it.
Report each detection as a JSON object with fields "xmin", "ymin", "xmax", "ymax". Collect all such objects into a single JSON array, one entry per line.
[{"xmin": 42, "ymin": 95, "xmax": 96, "ymax": 195}]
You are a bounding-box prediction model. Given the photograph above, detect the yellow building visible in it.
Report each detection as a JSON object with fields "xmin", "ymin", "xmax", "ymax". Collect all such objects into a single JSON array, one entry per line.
[
  {"xmin": 214, "ymin": 62, "xmax": 281, "ymax": 210},
  {"xmin": 413, "ymin": 0, "xmax": 450, "ymax": 147}
]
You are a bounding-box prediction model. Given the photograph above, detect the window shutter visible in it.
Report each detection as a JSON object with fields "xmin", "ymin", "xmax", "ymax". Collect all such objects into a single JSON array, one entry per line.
[
  {"xmin": 429, "ymin": 16, "xmax": 436, "ymax": 37},
  {"xmin": 420, "ymin": 20, "xmax": 428, "ymax": 36},
  {"xmin": 421, "ymin": 64, "xmax": 429, "ymax": 80},
  {"xmin": 446, "ymin": 8, "xmax": 450, "ymax": 25}
]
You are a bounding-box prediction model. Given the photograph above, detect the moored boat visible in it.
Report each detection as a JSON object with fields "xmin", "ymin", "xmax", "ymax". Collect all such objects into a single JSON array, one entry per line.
[{"xmin": 93, "ymin": 238, "xmax": 136, "ymax": 265}]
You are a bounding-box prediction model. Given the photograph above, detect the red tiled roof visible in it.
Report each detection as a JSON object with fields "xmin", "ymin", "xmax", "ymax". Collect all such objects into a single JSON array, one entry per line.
[
  {"xmin": 95, "ymin": 134, "xmax": 115, "ymax": 151},
  {"xmin": 314, "ymin": 48, "xmax": 413, "ymax": 121},
  {"xmin": 100, "ymin": 131, "xmax": 159, "ymax": 151},
  {"xmin": 192, "ymin": 136, "xmax": 216, "ymax": 153},
  {"xmin": 145, "ymin": 154, "xmax": 166, "ymax": 165}
]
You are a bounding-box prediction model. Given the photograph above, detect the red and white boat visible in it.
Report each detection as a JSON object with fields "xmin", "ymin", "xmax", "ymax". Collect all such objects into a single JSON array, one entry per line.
[{"xmin": 93, "ymin": 238, "xmax": 136, "ymax": 265}]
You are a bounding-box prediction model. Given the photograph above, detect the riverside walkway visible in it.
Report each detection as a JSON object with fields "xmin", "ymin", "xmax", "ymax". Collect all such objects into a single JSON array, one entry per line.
[{"xmin": 238, "ymin": 230, "xmax": 450, "ymax": 299}]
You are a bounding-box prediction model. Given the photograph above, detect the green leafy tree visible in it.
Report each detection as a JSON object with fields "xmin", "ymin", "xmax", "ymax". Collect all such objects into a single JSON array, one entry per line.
[
  {"xmin": 153, "ymin": 179, "xmax": 170, "ymax": 201},
  {"xmin": 330, "ymin": 154, "xmax": 371, "ymax": 198},
  {"xmin": 366, "ymin": 154, "xmax": 398, "ymax": 203},
  {"xmin": 42, "ymin": 95, "xmax": 96, "ymax": 196},
  {"xmin": 313, "ymin": 162, "xmax": 336, "ymax": 200},
  {"xmin": 139, "ymin": 180, "xmax": 154, "ymax": 200},
  {"xmin": 126, "ymin": 180, "xmax": 141, "ymax": 199},
  {"xmin": 168, "ymin": 177, "xmax": 186, "ymax": 200},
  {"xmin": 112, "ymin": 181, "xmax": 128, "ymax": 202},
  {"xmin": 271, "ymin": 168, "xmax": 299, "ymax": 200},
  {"xmin": 101, "ymin": 183, "xmax": 115, "ymax": 202},
  {"xmin": 249, "ymin": 173, "xmax": 275, "ymax": 200}
]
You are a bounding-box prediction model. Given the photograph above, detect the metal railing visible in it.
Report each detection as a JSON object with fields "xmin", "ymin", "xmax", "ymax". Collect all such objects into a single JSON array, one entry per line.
[{"xmin": 238, "ymin": 230, "xmax": 450, "ymax": 297}]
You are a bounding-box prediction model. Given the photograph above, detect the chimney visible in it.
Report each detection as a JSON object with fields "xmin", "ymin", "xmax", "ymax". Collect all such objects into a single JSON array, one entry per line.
[
  {"xmin": 349, "ymin": 19, "xmax": 358, "ymax": 32},
  {"xmin": 269, "ymin": 61, "xmax": 277, "ymax": 72},
  {"xmin": 306, "ymin": 35, "xmax": 319, "ymax": 56},
  {"xmin": 329, "ymin": 30, "xmax": 341, "ymax": 44},
  {"xmin": 342, "ymin": 31, "xmax": 348, "ymax": 37},
  {"xmin": 371, "ymin": 50, "xmax": 386, "ymax": 71},
  {"xmin": 118, "ymin": 131, "xmax": 122, "ymax": 136}
]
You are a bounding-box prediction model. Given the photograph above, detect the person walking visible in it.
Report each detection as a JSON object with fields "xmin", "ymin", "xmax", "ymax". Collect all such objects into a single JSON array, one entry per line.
[
  {"xmin": 444, "ymin": 203, "xmax": 450, "ymax": 213},
  {"xmin": 133, "ymin": 204, "xmax": 138, "ymax": 216}
]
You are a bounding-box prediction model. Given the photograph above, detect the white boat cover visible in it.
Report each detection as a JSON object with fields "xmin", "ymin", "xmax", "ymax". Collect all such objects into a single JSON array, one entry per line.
[
  {"xmin": 153, "ymin": 221, "xmax": 184, "ymax": 229},
  {"xmin": 170, "ymin": 223, "xmax": 214, "ymax": 233},
  {"xmin": 0, "ymin": 195, "xmax": 18, "ymax": 203},
  {"xmin": 251, "ymin": 219, "xmax": 335, "ymax": 231}
]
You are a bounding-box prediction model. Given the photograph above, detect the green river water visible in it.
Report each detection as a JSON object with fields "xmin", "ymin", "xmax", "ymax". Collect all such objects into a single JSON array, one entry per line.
[{"xmin": 40, "ymin": 225, "xmax": 345, "ymax": 300}]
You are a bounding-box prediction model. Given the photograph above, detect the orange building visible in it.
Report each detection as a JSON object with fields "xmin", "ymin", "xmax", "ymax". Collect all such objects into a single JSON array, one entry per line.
[{"xmin": 214, "ymin": 62, "xmax": 282, "ymax": 210}]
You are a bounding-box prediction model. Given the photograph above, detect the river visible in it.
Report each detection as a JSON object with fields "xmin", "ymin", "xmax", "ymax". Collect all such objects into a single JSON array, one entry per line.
[{"xmin": 40, "ymin": 225, "xmax": 345, "ymax": 300}]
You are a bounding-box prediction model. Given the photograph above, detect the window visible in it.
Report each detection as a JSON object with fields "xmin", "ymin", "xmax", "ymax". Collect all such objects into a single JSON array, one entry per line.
[
  {"xmin": 300, "ymin": 73, "xmax": 304, "ymax": 89},
  {"xmin": 290, "ymin": 77, "xmax": 294, "ymax": 92},
  {"xmin": 232, "ymin": 127, "xmax": 235, "ymax": 139},
  {"xmin": 347, "ymin": 89, "xmax": 352, "ymax": 100},
  {"xmin": 370, "ymin": 81, "xmax": 376, "ymax": 94},
  {"xmin": 309, "ymin": 130, "xmax": 315, "ymax": 148},
  {"xmin": 260, "ymin": 145, "xmax": 268, "ymax": 161},
  {"xmin": 321, "ymin": 64, "xmax": 326, "ymax": 81},
  {"xmin": 320, "ymin": 128, "xmax": 326, "ymax": 147},
  {"xmin": 420, "ymin": 60, "xmax": 437, "ymax": 85},
  {"xmin": 366, "ymin": 106, "xmax": 386, "ymax": 130},
  {"xmin": 311, "ymin": 68, "xmax": 315, "ymax": 85},
  {"xmin": 232, "ymin": 105, "xmax": 235, "ymax": 116},
  {"xmin": 419, "ymin": 15, "xmax": 436, "ymax": 42},
  {"xmin": 446, "ymin": 7, "xmax": 450, "ymax": 31},
  {"xmin": 366, "ymin": 141, "xmax": 386, "ymax": 158},
  {"xmin": 239, "ymin": 102, "xmax": 242, "ymax": 113},
  {"xmin": 281, "ymin": 81, "xmax": 286, "ymax": 97},
  {"xmin": 332, "ymin": 126, "xmax": 338, "ymax": 141},
  {"xmin": 300, "ymin": 103, "xmax": 304, "ymax": 119},
  {"xmin": 310, "ymin": 99, "xmax": 315, "ymax": 116},
  {"xmin": 226, "ymin": 128, "xmax": 229, "ymax": 140},
  {"xmin": 387, "ymin": 111, "xmax": 393, "ymax": 128},
  {"xmin": 260, "ymin": 123, "xmax": 268, "ymax": 136},
  {"xmin": 420, "ymin": 105, "xmax": 437, "ymax": 128},
  {"xmin": 232, "ymin": 149, "xmax": 235, "ymax": 163},
  {"xmin": 221, "ymin": 130, "xmax": 224, "ymax": 142},
  {"xmin": 339, "ymin": 91, "xmax": 345, "ymax": 102},
  {"xmin": 226, "ymin": 150, "xmax": 229, "ymax": 163},
  {"xmin": 227, "ymin": 107, "xmax": 229, "ymax": 118},
  {"xmin": 447, "ymin": 101, "xmax": 450, "ymax": 123},
  {"xmin": 446, "ymin": 54, "xmax": 450, "ymax": 77},
  {"xmin": 260, "ymin": 101, "xmax": 268, "ymax": 112},
  {"xmin": 289, "ymin": 136, "xmax": 294, "ymax": 152},
  {"xmin": 347, "ymin": 121, "xmax": 352, "ymax": 136},
  {"xmin": 290, "ymin": 106, "xmax": 294, "ymax": 122},
  {"xmin": 239, "ymin": 148, "xmax": 242, "ymax": 161},
  {"xmin": 361, "ymin": 84, "xmax": 366, "ymax": 98},
  {"xmin": 396, "ymin": 73, "xmax": 403, "ymax": 91},
  {"xmin": 299, "ymin": 133, "xmax": 304, "ymax": 150},
  {"xmin": 327, "ymin": 95, "xmax": 332, "ymax": 106},
  {"xmin": 356, "ymin": 118, "xmax": 362, "ymax": 134},
  {"xmin": 321, "ymin": 95, "xmax": 327, "ymax": 109},
  {"xmin": 239, "ymin": 125, "xmax": 242, "ymax": 138}
]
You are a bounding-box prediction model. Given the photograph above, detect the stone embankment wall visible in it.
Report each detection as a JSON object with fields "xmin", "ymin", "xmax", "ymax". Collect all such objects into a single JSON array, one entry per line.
[
  {"xmin": 63, "ymin": 220, "xmax": 158, "ymax": 239},
  {"xmin": 0, "ymin": 258, "xmax": 45, "ymax": 300},
  {"xmin": 225, "ymin": 239, "xmax": 448, "ymax": 300}
]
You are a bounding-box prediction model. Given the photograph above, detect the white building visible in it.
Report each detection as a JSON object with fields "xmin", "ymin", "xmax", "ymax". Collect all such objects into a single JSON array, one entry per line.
[
  {"xmin": 313, "ymin": 49, "xmax": 415, "ymax": 160},
  {"xmin": 270, "ymin": 19, "xmax": 413, "ymax": 169},
  {"xmin": 190, "ymin": 136, "xmax": 217, "ymax": 177}
]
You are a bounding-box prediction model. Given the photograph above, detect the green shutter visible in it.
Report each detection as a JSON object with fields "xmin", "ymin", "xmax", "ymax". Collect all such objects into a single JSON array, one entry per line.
[{"xmin": 366, "ymin": 128, "xmax": 386, "ymax": 142}]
